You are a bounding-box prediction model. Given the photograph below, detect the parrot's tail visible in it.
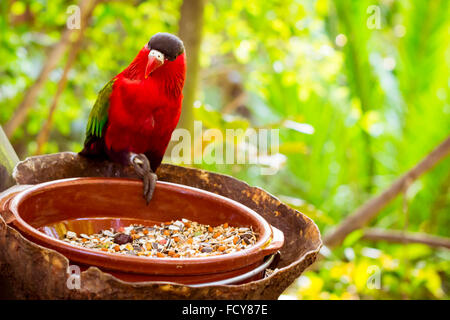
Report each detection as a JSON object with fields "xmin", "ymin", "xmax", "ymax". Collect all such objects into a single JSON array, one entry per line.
[{"xmin": 79, "ymin": 136, "xmax": 107, "ymax": 159}]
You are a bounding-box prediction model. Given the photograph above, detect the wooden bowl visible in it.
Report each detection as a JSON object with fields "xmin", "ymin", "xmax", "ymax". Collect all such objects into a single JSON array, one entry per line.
[{"xmin": 0, "ymin": 178, "xmax": 284, "ymax": 284}]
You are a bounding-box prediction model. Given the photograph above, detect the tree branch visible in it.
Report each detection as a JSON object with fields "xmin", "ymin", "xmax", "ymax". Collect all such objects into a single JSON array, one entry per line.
[
  {"xmin": 362, "ymin": 228, "xmax": 450, "ymax": 249},
  {"xmin": 222, "ymin": 92, "xmax": 247, "ymax": 114},
  {"xmin": 34, "ymin": 0, "xmax": 99, "ymax": 155},
  {"xmin": 4, "ymin": 0, "xmax": 96, "ymax": 138},
  {"xmin": 324, "ymin": 135, "xmax": 450, "ymax": 247}
]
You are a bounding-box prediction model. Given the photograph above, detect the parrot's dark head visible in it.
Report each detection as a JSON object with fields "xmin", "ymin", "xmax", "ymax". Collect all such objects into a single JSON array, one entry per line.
[{"xmin": 144, "ymin": 33, "xmax": 185, "ymax": 78}]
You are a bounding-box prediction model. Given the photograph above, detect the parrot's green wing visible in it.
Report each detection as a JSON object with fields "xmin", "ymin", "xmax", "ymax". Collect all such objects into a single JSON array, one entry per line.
[{"xmin": 86, "ymin": 78, "xmax": 116, "ymax": 139}]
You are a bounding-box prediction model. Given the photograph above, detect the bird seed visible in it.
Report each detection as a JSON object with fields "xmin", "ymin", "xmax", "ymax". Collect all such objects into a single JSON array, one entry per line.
[{"xmin": 61, "ymin": 219, "xmax": 257, "ymax": 258}]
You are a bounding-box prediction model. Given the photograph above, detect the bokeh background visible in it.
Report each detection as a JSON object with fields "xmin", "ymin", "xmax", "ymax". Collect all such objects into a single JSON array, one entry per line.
[{"xmin": 1, "ymin": 0, "xmax": 449, "ymax": 299}]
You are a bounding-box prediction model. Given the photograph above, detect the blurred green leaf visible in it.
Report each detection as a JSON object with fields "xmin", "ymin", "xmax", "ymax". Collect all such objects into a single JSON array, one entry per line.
[{"xmin": 343, "ymin": 230, "xmax": 364, "ymax": 248}]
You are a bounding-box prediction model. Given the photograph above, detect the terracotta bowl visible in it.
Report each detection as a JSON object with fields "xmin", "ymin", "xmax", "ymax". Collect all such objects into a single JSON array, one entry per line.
[{"xmin": 0, "ymin": 178, "xmax": 284, "ymax": 284}]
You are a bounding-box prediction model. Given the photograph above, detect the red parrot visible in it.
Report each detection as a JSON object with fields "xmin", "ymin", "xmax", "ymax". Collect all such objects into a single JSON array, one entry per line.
[{"xmin": 80, "ymin": 33, "xmax": 186, "ymax": 203}]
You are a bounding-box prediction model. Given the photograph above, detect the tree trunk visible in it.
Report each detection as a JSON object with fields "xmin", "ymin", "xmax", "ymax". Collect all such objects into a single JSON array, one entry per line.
[{"xmin": 177, "ymin": 0, "xmax": 205, "ymax": 133}]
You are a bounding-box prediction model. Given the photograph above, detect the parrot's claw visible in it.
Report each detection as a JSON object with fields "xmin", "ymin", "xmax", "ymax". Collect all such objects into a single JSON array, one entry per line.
[
  {"xmin": 130, "ymin": 153, "xmax": 157, "ymax": 205},
  {"xmin": 143, "ymin": 171, "xmax": 157, "ymax": 204}
]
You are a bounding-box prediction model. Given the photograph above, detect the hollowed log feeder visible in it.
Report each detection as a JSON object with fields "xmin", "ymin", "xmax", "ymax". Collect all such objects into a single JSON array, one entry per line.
[{"xmin": 0, "ymin": 152, "xmax": 321, "ymax": 299}]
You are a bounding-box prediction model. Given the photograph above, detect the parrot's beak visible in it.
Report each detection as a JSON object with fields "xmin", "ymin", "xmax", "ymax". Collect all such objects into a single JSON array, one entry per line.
[{"xmin": 145, "ymin": 56, "xmax": 163, "ymax": 78}]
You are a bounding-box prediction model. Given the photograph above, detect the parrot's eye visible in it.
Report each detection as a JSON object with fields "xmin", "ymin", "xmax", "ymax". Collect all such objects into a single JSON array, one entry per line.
[{"xmin": 149, "ymin": 49, "xmax": 165, "ymax": 63}]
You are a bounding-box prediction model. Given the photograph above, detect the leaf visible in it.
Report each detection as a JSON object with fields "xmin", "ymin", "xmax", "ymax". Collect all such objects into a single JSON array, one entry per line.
[
  {"xmin": 279, "ymin": 141, "xmax": 308, "ymax": 155},
  {"xmin": 342, "ymin": 229, "xmax": 364, "ymax": 248}
]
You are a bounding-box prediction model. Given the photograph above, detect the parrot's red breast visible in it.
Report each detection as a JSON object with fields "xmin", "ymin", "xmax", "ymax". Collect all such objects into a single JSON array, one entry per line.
[{"xmin": 105, "ymin": 47, "xmax": 186, "ymax": 168}]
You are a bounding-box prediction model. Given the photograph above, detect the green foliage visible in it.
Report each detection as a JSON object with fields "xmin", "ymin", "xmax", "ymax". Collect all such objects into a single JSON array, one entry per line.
[
  {"xmin": 282, "ymin": 242, "xmax": 449, "ymax": 300},
  {"xmin": 0, "ymin": 0, "xmax": 449, "ymax": 299}
]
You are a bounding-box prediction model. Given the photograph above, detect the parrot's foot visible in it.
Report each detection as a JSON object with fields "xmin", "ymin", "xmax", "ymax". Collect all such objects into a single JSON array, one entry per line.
[{"xmin": 130, "ymin": 153, "xmax": 157, "ymax": 205}]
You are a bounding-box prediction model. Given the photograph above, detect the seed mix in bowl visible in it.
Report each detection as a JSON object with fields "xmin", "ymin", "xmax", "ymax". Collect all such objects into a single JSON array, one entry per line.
[{"xmin": 62, "ymin": 219, "xmax": 257, "ymax": 258}]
